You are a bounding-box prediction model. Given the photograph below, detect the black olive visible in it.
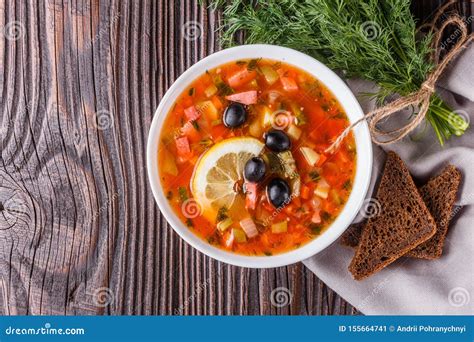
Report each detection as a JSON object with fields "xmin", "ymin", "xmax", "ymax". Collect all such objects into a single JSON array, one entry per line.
[
  {"xmin": 244, "ymin": 157, "xmax": 266, "ymax": 183},
  {"xmin": 223, "ymin": 103, "xmax": 247, "ymax": 128},
  {"xmin": 264, "ymin": 129, "xmax": 291, "ymax": 152},
  {"xmin": 267, "ymin": 178, "xmax": 291, "ymax": 208}
]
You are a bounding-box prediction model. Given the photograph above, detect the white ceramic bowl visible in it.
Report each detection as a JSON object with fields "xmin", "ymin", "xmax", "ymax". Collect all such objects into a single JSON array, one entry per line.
[{"xmin": 147, "ymin": 44, "xmax": 372, "ymax": 268}]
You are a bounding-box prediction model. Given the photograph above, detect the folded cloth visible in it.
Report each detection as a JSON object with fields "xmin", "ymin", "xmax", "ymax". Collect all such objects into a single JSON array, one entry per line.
[{"xmin": 303, "ymin": 44, "xmax": 474, "ymax": 315}]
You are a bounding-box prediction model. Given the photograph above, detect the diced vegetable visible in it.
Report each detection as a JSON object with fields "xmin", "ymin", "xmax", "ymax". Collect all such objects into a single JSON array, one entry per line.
[
  {"xmin": 290, "ymin": 177, "xmax": 301, "ymax": 197},
  {"xmin": 311, "ymin": 209, "xmax": 322, "ymax": 224},
  {"xmin": 184, "ymin": 105, "xmax": 201, "ymax": 121},
  {"xmin": 204, "ymin": 84, "xmax": 218, "ymax": 98},
  {"xmin": 225, "ymin": 232, "xmax": 234, "ymax": 248},
  {"xmin": 232, "ymin": 228, "xmax": 247, "ymax": 243},
  {"xmin": 245, "ymin": 182, "xmax": 258, "ymax": 210},
  {"xmin": 240, "ymin": 217, "xmax": 258, "ymax": 238},
  {"xmin": 225, "ymin": 90, "xmax": 258, "ymax": 105},
  {"xmin": 261, "ymin": 106, "xmax": 273, "ymax": 127},
  {"xmin": 227, "ymin": 68, "xmax": 256, "ymax": 88},
  {"xmin": 300, "ymin": 185, "xmax": 311, "ymax": 200},
  {"xmin": 330, "ymin": 189, "xmax": 343, "ymax": 205},
  {"xmin": 287, "ymin": 124, "xmax": 302, "ymax": 140},
  {"xmin": 314, "ymin": 178, "xmax": 330, "ymax": 199},
  {"xmin": 249, "ymin": 118, "xmax": 264, "ymax": 138},
  {"xmin": 175, "ymin": 136, "xmax": 192, "ymax": 157},
  {"xmin": 217, "ymin": 218, "xmax": 233, "ymax": 232},
  {"xmin": 300, "ymin": 147, "xmax": 320, "ymax": 166},
  {"xmin": 196, "ymin": 100, "xmax": 219, "ymax": 120},
  {"xmin": 260, "ymin": 65, "xmax": 279, "ymax": 85},
  {"xmin": 281, "ymin": 77, "xmax": 298, "ymax": 92},
  {"xmin": 271, "ymin": 221, "xmax": 287, "ymax": 234},
  {"xmin": 161, "ymin": 147, "xmax": 178, "ymax": 176}
]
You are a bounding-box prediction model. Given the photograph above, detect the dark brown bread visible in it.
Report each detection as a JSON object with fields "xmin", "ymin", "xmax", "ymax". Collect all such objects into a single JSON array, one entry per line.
[
  {"xmin": 340, "ymin": 222, "xmax": 364, "ymax": 248},
  {"xmin": 341, "ymin": 165, "xmax": 461, "ymax": 260},
  {"xmin": 406, "ymin": 165, "xmax": 461, "ymax": 259},
  {"xmin": 348, "ymin": 151, "xmax": 437, "ymax": 280}
]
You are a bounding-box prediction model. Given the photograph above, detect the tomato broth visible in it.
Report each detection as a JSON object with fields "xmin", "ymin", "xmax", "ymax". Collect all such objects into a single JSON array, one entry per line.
[{"xmin": 158, "ymin": 58, "xmax": 356, "ymax": 256}]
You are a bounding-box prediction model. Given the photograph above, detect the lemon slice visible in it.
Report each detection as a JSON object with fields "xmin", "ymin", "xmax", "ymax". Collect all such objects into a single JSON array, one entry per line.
[{"xmin": 191, "ymin": 137, "xmax": 264, "ymax": 220}]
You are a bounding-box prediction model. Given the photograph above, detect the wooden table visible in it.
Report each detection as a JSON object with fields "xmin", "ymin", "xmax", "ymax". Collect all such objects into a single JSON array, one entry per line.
[{"xmin": 0, "ymin": 0, "xmax": 472, "ymax": 315}]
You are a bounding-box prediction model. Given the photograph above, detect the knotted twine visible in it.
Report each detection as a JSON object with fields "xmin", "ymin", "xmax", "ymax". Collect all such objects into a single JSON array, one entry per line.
[{"xmin": 325, "ymin": 13, "xmax": 474, "ymax": 153}]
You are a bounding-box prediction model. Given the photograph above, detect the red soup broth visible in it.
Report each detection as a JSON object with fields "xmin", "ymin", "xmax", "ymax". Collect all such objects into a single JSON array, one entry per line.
[{"xmin": 158, "ymin": 58, "xmax": 356, "ymax": 256}]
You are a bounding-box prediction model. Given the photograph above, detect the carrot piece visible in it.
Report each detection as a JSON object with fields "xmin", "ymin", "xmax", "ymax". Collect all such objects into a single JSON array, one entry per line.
[
  {"xmin": 316, "ymin": 153, "xmax": 328, "ymax": 167},
  {"xmin": 245, "ymin": 182, "xmax": 258, "ymax": 210},
  {"xmin": 300, "ymin": 185, "xmax": 311, "ymax": 200},
  {"xmin": 184, "ymin": 105, "xmax": 201, "ymax": 121},
  {"xmin": 227, "ymin": 68, "xmax": 256, "ymax": 88},
  {"xmin": 175, "ymin": 136, "xmax": 192, "ymax": 157},
  {"xmin": 225, "ymin": 91, "xmax": 258, "ymax": 105}
]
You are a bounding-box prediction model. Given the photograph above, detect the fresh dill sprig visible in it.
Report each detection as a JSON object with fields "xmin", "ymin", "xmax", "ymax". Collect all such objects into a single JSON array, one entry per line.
[{"xmin": 204, "ymin": 0, "xmax": 469, "ymax": 145}]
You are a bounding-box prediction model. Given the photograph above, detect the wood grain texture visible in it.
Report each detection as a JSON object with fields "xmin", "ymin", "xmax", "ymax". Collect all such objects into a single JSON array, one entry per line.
[{"xmin": 0, "ymin": 0, "xmax": 472, "ymax": 315}]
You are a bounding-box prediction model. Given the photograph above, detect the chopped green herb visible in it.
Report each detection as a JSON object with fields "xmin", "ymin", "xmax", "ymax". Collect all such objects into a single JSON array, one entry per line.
[
  {"xmin": 216, "ymin": 206, "xmax": 229, "ymax": 222},
  {"xmin": 343, "ymin": 180, "xmax": 352, "ymax": 190},
  {"xmin": 186, "ymin": 218, "xmax": 194, "ymax": 227},
  {"xmin": 247, "ymin": 58, "xmax": 261, "ymax": 71},
  {"xmin": 166, "ymin": 191, "xmax": 173, "ymax": 200},
  {"xmin": 178, "ymin": 187, "xmax": 188, "ymax": 202},
  {"xmin": 188, "ymin": 87, "xmax": 195, "ymax": 96},
  {"xmin": 309, "ymin": 223, "xmax": 323, "ymax": 235},
  {"xmin": 309, "ymin": 171, "xmax": 321, "ymax": 182},
  {"xmin": 192, "ymin": 120, "xmax": 200, "ymax": 131},
  {"xmin": 199, "ymin": 138, "xmax": 213, "ymax": 147},
  {"xmin": 264, "ymin": 251, "xmax": 272, "ymax": 256},
  {"xmin": 236, "ymin": 60, "xmax": 247, "ymax": 65},
  {"xmin": 321, "ymin": 104, "xmax": 330, "ymax": 112},
  {"xmin": 332, "ymin": 112, "xmax": 345, "ymax": 119},
  {"xmin": 321, "ymin": 211, "xmax": 332, "ymax": 221}
]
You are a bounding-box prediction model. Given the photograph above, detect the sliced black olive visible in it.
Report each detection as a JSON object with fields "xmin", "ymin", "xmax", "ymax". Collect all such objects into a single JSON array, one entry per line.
[
  {"xmin": 223, "ymin": 103, "xmax": 247, "ymax": 128},
  {"xmin": 264, "ymin": 129, "xmax": 291, "ymax": 152},
  {"xmin": 244, "ymin": 157, "xmax": 266, "ymax": 183},
  {"xmin": 267, "ymin": 178, "xmax": 291, "ymax": 208}
]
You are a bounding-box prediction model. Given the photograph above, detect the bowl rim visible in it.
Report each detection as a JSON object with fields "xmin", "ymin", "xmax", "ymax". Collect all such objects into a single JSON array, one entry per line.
[{"xmin": 147, "ymin": 44, "xmax": 373, "ymax": 268}]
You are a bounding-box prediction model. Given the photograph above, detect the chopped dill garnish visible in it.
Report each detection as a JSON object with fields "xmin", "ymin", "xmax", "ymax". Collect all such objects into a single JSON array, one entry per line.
[
  {"xmin": 216, "ymin": 206, "xmax": 229, "ymax": 222},
  {"xmin": 308, "ymin": 171, "xmax": 320, "ymax": 182},
  {"xmin": 178, "ymin": 187, "xmax": 188, "ymax": 202}
]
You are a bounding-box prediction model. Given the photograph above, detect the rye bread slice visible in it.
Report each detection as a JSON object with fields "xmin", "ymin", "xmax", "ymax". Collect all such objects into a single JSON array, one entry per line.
[
  {"xmin": 340, "ymin": 222, "xmax": 364, "ymax": 248},
  {"xmin": 341, "ymin": 165, "xmax": 461, "ymax": 260},
  {"xmin": 406, "ymin": 165, "xmax": 461, "ymax": 259},
  {"xmin": 348, "ymin": 151, "xmax": 437, "ymax": 280}
]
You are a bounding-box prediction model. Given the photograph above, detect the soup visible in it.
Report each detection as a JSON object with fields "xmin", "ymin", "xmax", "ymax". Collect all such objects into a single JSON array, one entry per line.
[{"xmin": 158, "ymin": 58, "xmax": 356, "ymax": 256}]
